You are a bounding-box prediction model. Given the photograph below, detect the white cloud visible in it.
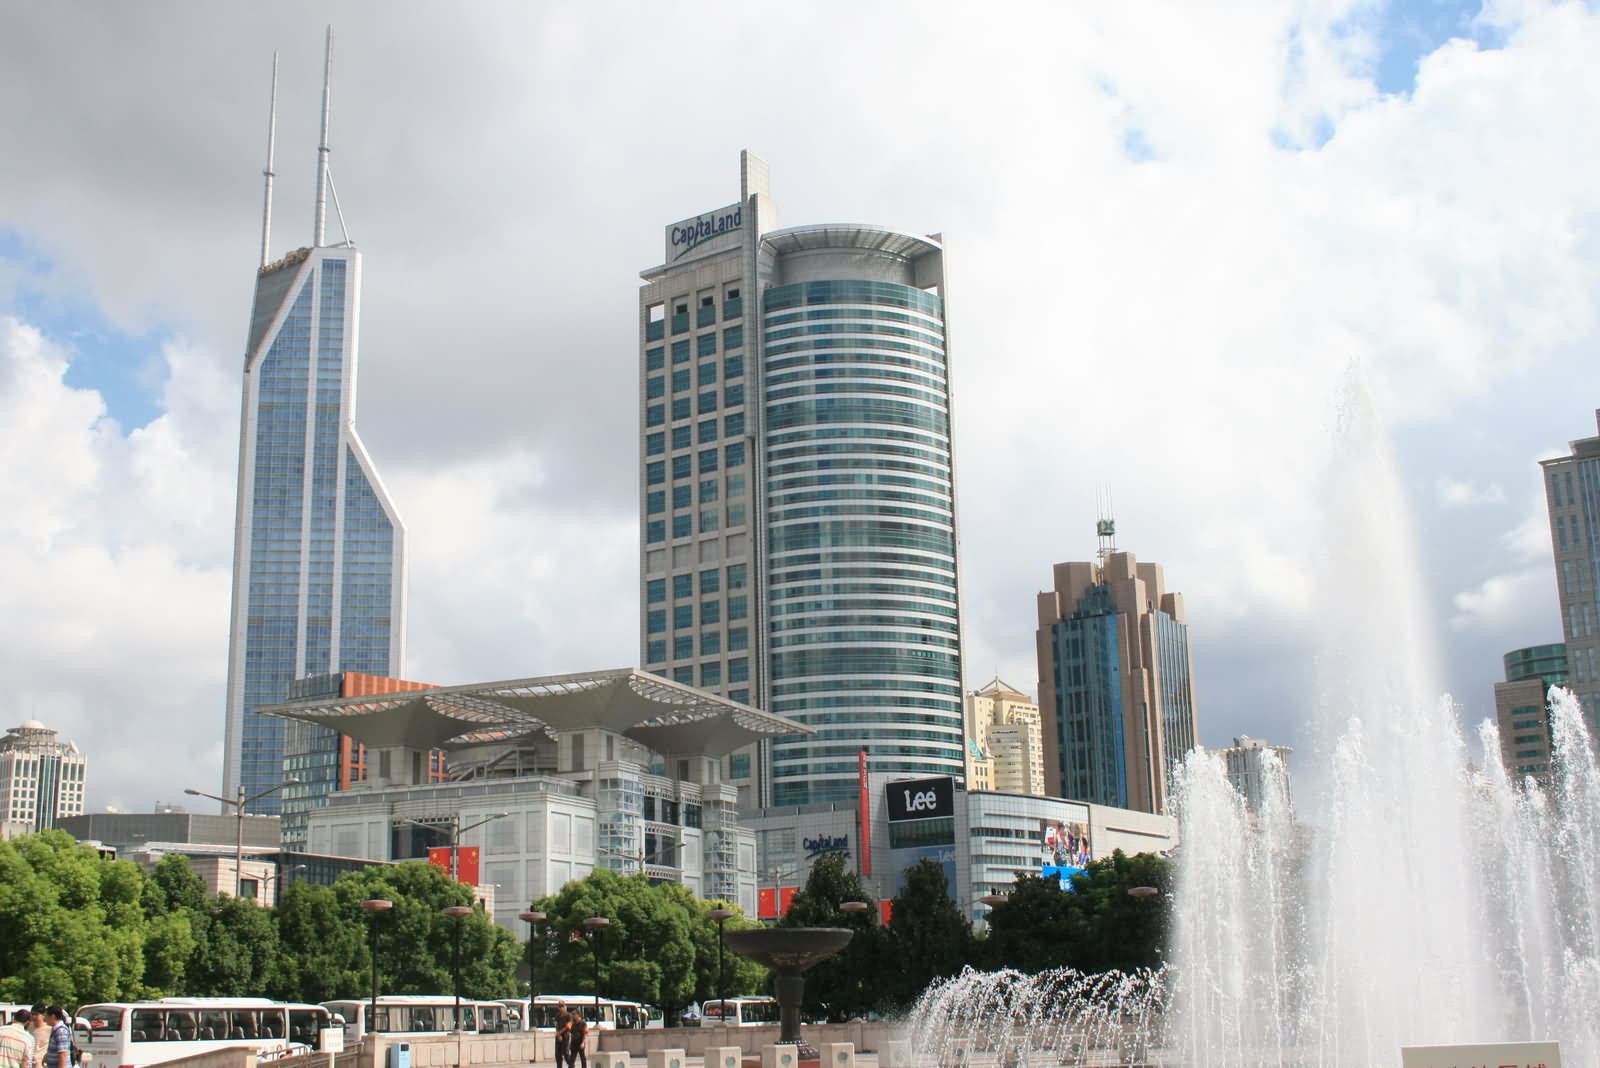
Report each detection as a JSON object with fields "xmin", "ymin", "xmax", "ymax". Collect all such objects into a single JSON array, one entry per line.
[
  {"xmin": 1450, "ymin": 568, "xmax": 1552, "ymax": 633},
  {"xmin": 1436, "ymin": 476, "xmax": 1506, "ymax": 508}
]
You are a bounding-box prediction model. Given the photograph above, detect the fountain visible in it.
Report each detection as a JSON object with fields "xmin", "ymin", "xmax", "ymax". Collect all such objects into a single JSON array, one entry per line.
[
  {"xmin": 906, "ymin": 381, "xmax": 1600, "ymax": 1065},
  {"xmin": 722, "ymin": 927, "xmax": 854, "ymax": 1057}
]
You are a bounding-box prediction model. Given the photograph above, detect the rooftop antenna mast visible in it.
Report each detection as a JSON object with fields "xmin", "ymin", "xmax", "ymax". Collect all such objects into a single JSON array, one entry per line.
[
  {"xmin": 313, "ymin": 26, "xmax": 333, "ymax": 247},
  {"xmin": 259, "ymin": 53, "xmax": 278, "ymax": 268},
  {"xmin": 1095, "ymin": 487, "xmax": 1117, "ymax": 574}
]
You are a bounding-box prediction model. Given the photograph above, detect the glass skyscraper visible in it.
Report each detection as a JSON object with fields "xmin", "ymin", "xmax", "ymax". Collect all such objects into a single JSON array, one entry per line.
[
  {"xmin": 638, "ymin": 153, "xmax": 966, "ymax": 809},
  {"xmin": 222, "ymin": 42, "xmax": 405, "ymax": 817}
]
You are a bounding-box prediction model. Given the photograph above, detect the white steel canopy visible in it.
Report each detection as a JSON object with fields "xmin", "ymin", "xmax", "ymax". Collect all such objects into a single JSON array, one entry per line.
[{"xmin": 259, "ymin": 667, "xmax": 809, "ymax": 758}]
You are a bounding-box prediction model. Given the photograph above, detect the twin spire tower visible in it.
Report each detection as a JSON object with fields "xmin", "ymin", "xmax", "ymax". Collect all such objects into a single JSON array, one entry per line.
[
  {"xmin": 258, "ymin": 26, "xmax": 349, "ymax": 270},
  {"xmin": 222, "ymin": 28, "xmax": 406, "ymax": 834}
]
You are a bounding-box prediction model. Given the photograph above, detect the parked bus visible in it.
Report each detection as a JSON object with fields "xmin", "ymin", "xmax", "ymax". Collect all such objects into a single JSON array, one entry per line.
[
  {"xmin": 74, "ymin": 998, "xmax": 337, "ymax": 1068},
  {"xmin": 322, "ymin": 996, "xmax": 509, "ymax": 1043},
  {"xmin": 700, "ymin": 998, "xmax": 780, "ymax": 1027},
  {"xmin": 500, "ymin": 996, "xmax": 620, "ymax": 1032},
  {"xmin": 610, "ymin": 1001, "xmax": 661, "ymax": 1030}
]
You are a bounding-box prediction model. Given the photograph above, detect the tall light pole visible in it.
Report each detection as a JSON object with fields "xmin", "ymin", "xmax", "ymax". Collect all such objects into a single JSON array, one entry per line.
[
  {"xmin": 400, "ymin": 812, "xmax": 509, "ymax": 882},
  {"xmin": 360, "ymin": 898, "xmax": 393, "ymax": 1036},
  {"xmin": 708, "ymin": 907, "xmax": 733, "ymax": 1010},
  {"xmin": 582, "ymin": 916, "xmax": 610, "ymax": 1019},
  {"xmin": 518, "ymin": 909, "xmax": 545, "ymax": 999},
  {"xmin": 184, "ymin": 778, "xmax": 301, "ymax": 898},
  {"xmin": 262, "ymin": 863, "xmax": 307, "ymax": 906},
  {"xmin": 442, "ymin": 905, "xmax": 473, "ymax": 1031}
]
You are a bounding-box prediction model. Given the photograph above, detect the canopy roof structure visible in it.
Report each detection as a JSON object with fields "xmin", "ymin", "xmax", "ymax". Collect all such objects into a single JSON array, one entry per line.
[{"xmin": 259, "ymin": 667, "xmax": 810, "ymax": 759}]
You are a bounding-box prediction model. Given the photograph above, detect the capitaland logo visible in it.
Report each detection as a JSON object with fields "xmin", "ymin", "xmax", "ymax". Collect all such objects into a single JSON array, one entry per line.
[
  {"xmin": 670, "ymin": 204, "xmax": 742, "ymax": 260},
  {"xmin": 803, "ymin": 834, "xmax": 849, "ymax": 856}
]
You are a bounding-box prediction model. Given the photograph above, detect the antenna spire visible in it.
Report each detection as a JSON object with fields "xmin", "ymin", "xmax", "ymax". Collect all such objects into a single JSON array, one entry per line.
[
  {"xmin": 1095, "ymin": 487, "xmax": 1117, "ymax": 573},
  {"xmin": 313, "ymin": 25, "xmax": 333, "ymax": 246},
  {"xmin": 259, "ymin": 53, "xmax": 278, "ymax": 268}
]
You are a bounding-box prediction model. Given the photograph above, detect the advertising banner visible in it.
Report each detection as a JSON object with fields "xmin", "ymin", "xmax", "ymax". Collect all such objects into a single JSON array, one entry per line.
[{"xmin": 885, "ymin": 776, "xmax": 955, "ymax": 822}]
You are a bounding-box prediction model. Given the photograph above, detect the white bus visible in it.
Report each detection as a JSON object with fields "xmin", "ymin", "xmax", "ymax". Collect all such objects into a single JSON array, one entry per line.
[
  {"xmin": 700, "ymin": 998, "xmax": 781, "ymax": 1027},
  {"xmin": 500, "ymin": 996, "xmax": 621, "ymax": 1032},
  {"xmin": 610, "ymin": 1001, "xmax": 663, "ymax": 1030},
  {"xmin": 321, "ymin": 996, "xmax": 510, "ymax": 1043},
  {"xmin": 74, "ymin": 998, "xmax": 336, "ymax": 1068}
]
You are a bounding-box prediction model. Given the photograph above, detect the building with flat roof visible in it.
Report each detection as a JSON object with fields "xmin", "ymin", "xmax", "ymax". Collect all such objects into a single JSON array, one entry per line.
[
  {"xmin": 265, "ymin": 667, "xmax": 812, "ymax": 928},
  {"xmin": 1494, "ymin": 643, "xmax": 1568, "ymax": 778},
  {"xmin": 1035, "ymin": 540, "xmax": 1199, "ymax": 814},
  {"xmin": 1, "ymin": 720, "xmax": 86, "ymax": 831},
  {"xmin": 637, "ymin": 152, "xmax": 965, "ymax": 810},
  {"xmin": 1540, "ymin": 410, "xmax": 1600, "ymax": 729},
  {"xmin": 222, "ymin": 34, "xmax": 407, "ymax": 817}
]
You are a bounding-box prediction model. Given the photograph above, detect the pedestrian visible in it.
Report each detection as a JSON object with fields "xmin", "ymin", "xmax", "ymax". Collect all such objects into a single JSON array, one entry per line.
[
  {"xmin": 565, "ymin": 1010, "xmax": 588, "ymax": 1068},
  {"xmin": 554, "ymin": 1003, "xmax": 572, "ymax": 1068},
  {"xmin": 42, "ymin": 1009, "xmax": 70, "ymax": 1068},
  {"xmin": 27, "ymin": 1009, "xmax": 48, "ymax": 1068},
  {"xmin": 0, "ymin": 1009, "xmax": 33, "ymax": 1068}
]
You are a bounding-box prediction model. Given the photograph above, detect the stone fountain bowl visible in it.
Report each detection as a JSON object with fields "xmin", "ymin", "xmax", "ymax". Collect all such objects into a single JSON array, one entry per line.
[{"xmin": 721, "ymin": 927, "xmax": 853, "ymax": 972}]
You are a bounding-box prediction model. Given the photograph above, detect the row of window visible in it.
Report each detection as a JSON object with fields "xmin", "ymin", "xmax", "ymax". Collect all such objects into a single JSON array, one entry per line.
[
  {"xmin": 645, "ymin": 597, "xmax": 751, "ymax": 632},
  {"xmin": 643, "ymin": 326, "xmax": 745, "ymax": 372},
  {"xmin": 644, "ymin": 382, "xmax": 745, "ymax": 425},
  {"xmin": 644, "ymin": 412, "xmax": 746, "ymax": 454},
  {"xmin": 644, "ymin": 503, "xmax": 747, "ymax": 542},
  {"xmin": 646, "ymin": 627, "xmax": 752, "ymax": 663},
  {"xmin": 646, "ymin": 359, "xmax": 745, "ymax": 397},
  {"xmin": 645, "ymin": 285, "xmax": 743, "ymax": 341},
  {"xmin": 646, "ymin": 565, "xmax": 749, "ymax": 603},
  {"xmin": 645, "ymin": 443, "xmax": 746, "ymax": 486}
]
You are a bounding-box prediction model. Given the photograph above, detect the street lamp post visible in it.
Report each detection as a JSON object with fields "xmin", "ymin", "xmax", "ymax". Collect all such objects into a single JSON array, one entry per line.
[
  {"xmin": 360, "ymin": 898, "xmax": 393, "ymax": 1035},
  {"xmin": 708, "ymin": 907, "xmax": 734, "ymax": 1010},
  {"xmin": 184, "ymin": 778, "xmax": 301, "ymax": 899},
  {"xmin": 261, "ymin": 863, "xmax": 307, "ymax": 906},
  {"xmin": 518, "ymin": 909, "xmax": 545, "ymax": 999},
  {"xmin": 442, "ymin": 905, "xmax": 473, "ymax": 1031},
  {"xmin": 582, "ymin": 916, "xmax": 610, "ymax": 1018},
  {"xmin": 400, "ymin": 812, "xmax": 510, "ymax": 883}
]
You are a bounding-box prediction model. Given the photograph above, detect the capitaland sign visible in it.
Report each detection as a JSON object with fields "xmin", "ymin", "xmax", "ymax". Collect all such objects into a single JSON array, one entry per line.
[
  {"xmin": 665, "ymin": 202, "xmax": 743, "ymax": 263},
  {"xmin": 803, "ymin": 834, "xmax": 849, "ymax": 856}
]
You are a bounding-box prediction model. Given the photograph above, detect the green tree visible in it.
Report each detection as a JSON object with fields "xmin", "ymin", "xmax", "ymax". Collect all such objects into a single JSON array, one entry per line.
[
  {"xmin": 778, "ymin": 854, "xmax": 885, "ymax": 1020},
  {"xmin": 533, "ymin": 868, "xmax": 694, "ymax": 1013},
  {"xmin": 668, "ymin": 890, "xmax": 767, "ymax": 1019},
  {"xmin": 271, "ymin": 881, "xmax": 369, "ymax": 1002},
  {"xmin": 880, "ymin": 859, "xmax": 974, "ymax": 1010},
  {"xmin": 185, "ymin": 893, "xmax": 283, "ymax": 995}
]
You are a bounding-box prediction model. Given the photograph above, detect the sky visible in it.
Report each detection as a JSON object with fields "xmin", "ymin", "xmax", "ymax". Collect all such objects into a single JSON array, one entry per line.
[{"xmin": 1, "ymin": 0, "xmax": 1597, "ymax": 813}]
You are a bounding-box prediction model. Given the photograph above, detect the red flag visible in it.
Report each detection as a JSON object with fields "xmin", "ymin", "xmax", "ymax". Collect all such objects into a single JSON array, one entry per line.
[{"xmin": 758, "ymin": 887, "xmax": 777, "ymax": 920}]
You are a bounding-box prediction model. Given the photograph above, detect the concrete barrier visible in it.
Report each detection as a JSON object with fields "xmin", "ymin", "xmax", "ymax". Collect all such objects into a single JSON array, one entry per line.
[
  {"xmin": 645, "ymin": 1048, "xmax": 686, "ymax": 1068},
  {"xmin": 593, "ymin": 1052, "xmax": 630, "ymax": 1068},
  {"xmin": 703, "ymin": 1046, "xmax": 742, "ymax": 1068},
  {"xmin": 760, "ymin": 1046, "xmax": 799, "ymax": 1068},
  {"xmin": 881, "ymin": 1041, "xmax": 910, "ymax": 1068},
  {"xmin": 818, "ymin": 1043, "xmax": 854, "ymax": 1068}
]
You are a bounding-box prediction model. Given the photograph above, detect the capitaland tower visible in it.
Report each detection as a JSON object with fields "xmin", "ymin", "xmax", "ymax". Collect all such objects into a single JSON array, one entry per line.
[
  {"xmin": 638, "ymin": 154, "xmax": 966, "ymax": 808},
  {"xmin": 221, "ymin": 31, "xmax": 406, "ymax": 820}
]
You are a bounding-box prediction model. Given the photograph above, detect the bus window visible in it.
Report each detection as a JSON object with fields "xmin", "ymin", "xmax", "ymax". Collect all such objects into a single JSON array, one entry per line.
[
  {"xmin": 289, "ymin": 1010, "xmax": 324, "ymax": 1047},
  {"xmin": 229, "ymin": 1011, "xmax": 258, "ymax": 1040},
  {"xmin": 199, "ymin": 1011, "xmax": 229, "ymax": 1042},
  {"xmin": 167, "ymin": 1013, "xmax": 198, "ymax": 1042},
  {"xmin": 130, "ymin": 1011, "xmax": 164, "ymax": 1042}
]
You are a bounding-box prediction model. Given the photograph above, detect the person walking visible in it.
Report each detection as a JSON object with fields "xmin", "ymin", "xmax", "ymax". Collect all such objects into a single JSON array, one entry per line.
[
  {"xmin": 0, "ymin": 1009, "xmax": 33, "ymax": 1068},
  {"xmin": 553, "ymin": 1003, "xmax": 572, "ymax": 1068},
  {"xmin": 27, "ymin": 1009, "xmax": 48, "ymax": 1068},
  {"xmin": 42, "ymin": 1009, "xmax": 71, "ymax": 1068},
  {"xmin": 565, "ymin": 1009, "xmax": 588, "ymax": 1068}
]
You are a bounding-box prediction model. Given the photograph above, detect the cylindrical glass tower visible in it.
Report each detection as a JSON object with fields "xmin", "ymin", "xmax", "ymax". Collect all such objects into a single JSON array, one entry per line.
[{"xmin": 759, "ymin": 227, "xmax": 965, "ymax": 805}]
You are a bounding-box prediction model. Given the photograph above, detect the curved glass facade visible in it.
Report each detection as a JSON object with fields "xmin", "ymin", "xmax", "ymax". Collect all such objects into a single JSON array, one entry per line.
[{"xmin": 763, "ymin": 277, "xmax": 964, "ymax": 805}]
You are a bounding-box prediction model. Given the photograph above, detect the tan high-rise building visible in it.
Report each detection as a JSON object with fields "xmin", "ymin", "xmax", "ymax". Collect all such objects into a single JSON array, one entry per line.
[
  {"xmin": 965, "ymin": 678, "xmax": 1045, "ymax": 797},
  {"xmin": 1540, "ymin": 410, "xmax": 1600, "ymax": 730},
  {"xmin": 1035, "ymin": 549, "xmax": 1199, "ymax": 814}
]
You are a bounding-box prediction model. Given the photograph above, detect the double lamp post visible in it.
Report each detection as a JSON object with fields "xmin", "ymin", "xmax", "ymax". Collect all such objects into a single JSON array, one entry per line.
[{"xmin": 183, "ymin": 778, "xmax": 300, "ymax": 899}]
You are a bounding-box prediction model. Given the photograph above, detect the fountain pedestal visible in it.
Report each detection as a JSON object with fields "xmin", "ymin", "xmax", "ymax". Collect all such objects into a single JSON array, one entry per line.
[{"xmin": 721, "ymin": 927, "xmax": 854, "ymax": 1059}]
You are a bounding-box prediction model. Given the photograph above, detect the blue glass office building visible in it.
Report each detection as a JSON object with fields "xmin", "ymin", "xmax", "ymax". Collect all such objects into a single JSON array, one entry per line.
[
  {"xmin": 223, "ymin": 247, "xmax": 405, "ymax": 815},
  {"xmin": 639, "ymin": 153, "xmax": 966, "ymax": 809}
]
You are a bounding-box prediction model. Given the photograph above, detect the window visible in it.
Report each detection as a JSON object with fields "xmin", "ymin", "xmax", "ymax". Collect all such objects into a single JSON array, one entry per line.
[
  {"xmin": 672, "ymin": 484, "xmax": 692, "ymax": 509},
  {"xmin": 698, "ymin": 333, "xmax": 717, "ymax": 357},
  {"xmin": 729, "ymin": 657, "xmax": 749, "ymax": 683},
  {"xmin": 726, "ymin": 474, "xmax": 746, "ymax": 499},
  {"xmin": 724, "ymin": 284, "xmax": 742, "ymax": 320},
  {"xmin": 671, "ymin": 369, "xmax": 690, "ymax": 393},
  {"xmin": 726, "ymin": 441, "xmax": 745, "ymax": 467},
  {"xmin": 724, "ymin": 354, "xmax": 744, "ymax": 379},
  {"xmin": 674, "ymin": 635, "xmax": 694, "ymax": 660},
  {"xmin": 671, "ymin": 455, "xmax": 691, "ymax": 479},
  {"xmin": 671, "ymin": 425, "xmax": 691, "ymax": 450},
  {"xmin": 646, "ymin": 432, "xmax": 664, "ymax": 456},
  {"xmin": 647, "ymin": 609, "xmax": 666, "ymax": 634},
  {"xmin": 725, "ymin": 412, "xmax": 745, "ymax": 437},
  {"xmin": 700, "ymin": 448, "xmax": 719, "ymax": 473},
  {"xmin": 701, "ymin": 568, "xmax": 721, "ymax": 594},
  {"xmin": 672, "ymin": 397, "xmax": 691, "ymax": 421},
  {"xmin": 646, "ymin": 376, "xmax": 665, "ymax": 399},
  {"xmin": 699, "ymin": 361, "xmax": 718, "ymax": 386},
  {"xmin": 647, "ymin": 640, "xmax": 666, "ymax": 663},
  {"xmin": 725, "ymin": 383, "xmax": 744, "ymax": 407},
  {"xmin": 646, "ymin": 491, "xmax": 665, "ymax": 515},
  {"xmin": 729, "ymin": 751, "xmax": 751, "ymax": 777},
  {"xmin": 646, "ymin": 461, "xmax": 665, "ymax": 485},
  {"xmin": 671, "ymin": 340, "xmax": 691, "ymax": 364},
  {"xmin": 700, "ymin": 478, "xmax": 719, "ymax": 504},
  {"xmin": 646, "ymin": 579, "xmax": 666, "ymax": 604},
  {"xmin": 646, "ymin": 404, "xmax": 664, "ymax": 427},
  {"xmin": 698, "ymin": 391, "xmax": 718, "ymax": 414},
  {"xmin": 702, "ymin": 600, "xmax": 722, "ymax": 625},
  {"xmin": 672, "ymin": 514, "xmax": 692, "ymax": 538},
  {"xmin": 728, "ymin": 595, "xmax": 748, "ymax": 620},
  {"xmin": 673, "ymin": 573, "xmax": 693, "ymax": 598},
  {"xmin": 671, "ymin": 302, "xmax": 690, "ymax": 335},
  {"xmin": 701, "ymin": 663, "xmax": 722, "ymax": 687},
  {"xmin": 727, "ymin": 563, "xmax": 747, "ymax": 589},
  {"xmin": 698, "ymin": 292, "xmax": 717, "ymax": 327},
  {"xmin": 699, "ymin": 419, "xmax": 718, "ymax": 444},
  {"xmin": 646, "ymin": 520, "xmax": 665, "ymax": 544},
  {"xmin": 674, "ymin": 604, "xmax": 694, "ymax": 629},
  {"xmin": 728, "ymin": 626, "xmax": 748, "ymax": 651},
  {"xmin": 701, "ymin": 509, "xmax": 720, "ymax": 533},
  {"xmin": 647, "ymin": 302, "xmax": 665, "ymax": 340},
  {"xmin": 726, "ymin": 500, "xmax": 746, "ymax": 526},
  {"xmin": 646, "ymin": 346, "xmax": 664, "ymax": 371},
  {"xmin": 723, "ymin": 325, "xmax": 743, "ymax": 350},
  {"xmin": 701, "ymin": 631, "xmax": 721, "ymax": 656},
  {"xmin": 673, "ymin": 666, "xmax": 694, "ymax": 685}
]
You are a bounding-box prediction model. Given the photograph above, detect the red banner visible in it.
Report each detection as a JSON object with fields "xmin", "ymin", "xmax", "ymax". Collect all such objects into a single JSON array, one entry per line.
[
  {"xmin": 427, "ymin": 846, "xmax": 481, "ymax": 885},
  {"xmin": 779, "ymin": 886, "xmax": 797, "ymax": 917},
  {"xmin": 758, "ymin": 887, "xmax": 777, "ymax": 920},
  {"xmin": 858, "ymin": 750, "xmax": 871, "ymax": 878}
]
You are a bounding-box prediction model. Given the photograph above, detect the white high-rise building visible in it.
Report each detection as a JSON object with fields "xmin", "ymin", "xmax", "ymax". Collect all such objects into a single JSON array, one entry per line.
[
  {"xmin": 1218, "ymin": 735, "xmax": 1293, "ymax": 813},
  {"xmin": 637, "ymin": 153, "xmax": 966, "ymax": 808},
  {"xmin": 1, "ymin": 720, "xmax": 87, "ymax": 831},
  {"xmin": 965, "ymin": 678, "xmax": 1045, "ymax": 797},
  {"xmin": 222, "ymin": 32, "xmax": 406, "ymax": 818}
]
